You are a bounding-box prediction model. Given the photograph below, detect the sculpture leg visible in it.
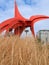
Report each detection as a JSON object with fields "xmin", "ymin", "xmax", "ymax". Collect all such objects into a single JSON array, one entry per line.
[
  {"xmin": 30, "ymin": 26, "xmax": 35, "ymax": 37},
  {"xmin": 5, "ymin": 28, "xmax": 12, "ymax": 36},
  {"xmin": 14, "ymin": 26, "xmax": 25, "ymax": 36}
]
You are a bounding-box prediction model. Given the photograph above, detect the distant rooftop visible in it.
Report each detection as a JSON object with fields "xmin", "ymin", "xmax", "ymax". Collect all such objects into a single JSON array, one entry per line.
[{"xmin": 39, "ymin": 30, "xmax": 49, "ymax": 32}]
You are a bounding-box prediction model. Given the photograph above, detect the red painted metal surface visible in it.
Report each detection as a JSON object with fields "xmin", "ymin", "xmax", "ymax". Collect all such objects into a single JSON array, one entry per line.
[{"xmin": 0, "ymin": 0, "xmax": 49, "ymax": 37}]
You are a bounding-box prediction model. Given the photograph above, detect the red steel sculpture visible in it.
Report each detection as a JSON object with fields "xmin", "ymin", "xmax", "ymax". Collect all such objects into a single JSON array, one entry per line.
[{"xmin": 0, "ymin": 0, "xmax": 49, "ymax": 37}]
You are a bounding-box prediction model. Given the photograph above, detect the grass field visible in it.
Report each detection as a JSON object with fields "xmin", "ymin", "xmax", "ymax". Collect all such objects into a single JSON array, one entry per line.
[{"xmin": 0, "ymin": 35, "xmax": 49, "ymax": 65}]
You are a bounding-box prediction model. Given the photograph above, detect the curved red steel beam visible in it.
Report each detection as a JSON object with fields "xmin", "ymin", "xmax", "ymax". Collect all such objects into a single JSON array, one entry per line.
[
  {"xmin": 0, "ymin": 18, "xmax": 24, "ymax": 33},
  {"xmin": 30, "ymin": 15, "xmax": 49, "ymax": 37},
  {"xmin": 30, "ymin": 15, "xmax": 49, "ymax": 24},
  {"xmin": 14, "ymin": 0, "xmax": 27, "ymax": 22},
  {"xmin": 0, "ymin": 18, "xmax": 15, "ymax": 28}
]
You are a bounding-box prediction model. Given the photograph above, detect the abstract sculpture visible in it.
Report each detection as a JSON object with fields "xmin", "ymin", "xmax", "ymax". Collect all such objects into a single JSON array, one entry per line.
[{"xmin": 0, "ymin": 0, "xmax": 49, "ymax": 37}]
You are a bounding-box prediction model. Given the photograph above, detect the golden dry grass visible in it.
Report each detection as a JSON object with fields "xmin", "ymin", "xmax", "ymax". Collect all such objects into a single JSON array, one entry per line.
[{"xmin": 0, "ymin": 35, "xmax": 49, "ymax": 65}]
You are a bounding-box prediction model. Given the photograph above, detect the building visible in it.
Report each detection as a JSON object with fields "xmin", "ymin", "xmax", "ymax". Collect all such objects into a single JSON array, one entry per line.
[{"xmin": 37, "ymin": 30, "xmax": 49, "ymax": 43}]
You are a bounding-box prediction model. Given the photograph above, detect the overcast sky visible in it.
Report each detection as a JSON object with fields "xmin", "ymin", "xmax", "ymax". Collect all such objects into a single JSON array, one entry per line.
[{"xmin": 0, "ymin": 0, "xmax": 49, "ymax": 36}]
